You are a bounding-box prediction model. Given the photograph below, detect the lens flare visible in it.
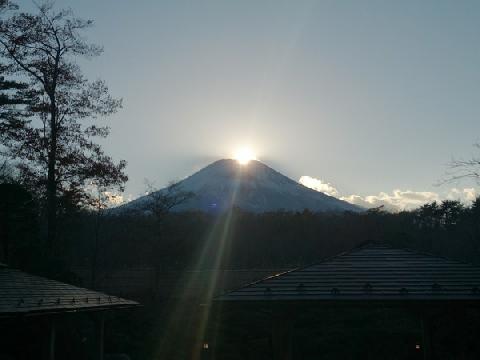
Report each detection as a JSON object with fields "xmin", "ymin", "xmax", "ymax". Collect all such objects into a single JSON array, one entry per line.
[
  {"xmin": 152, "ymin": 170, "xmax": 243, "ymax": 360},
  {"xmin": 233, "ymin": 147, "xmax": 256, "ymax": 165}
]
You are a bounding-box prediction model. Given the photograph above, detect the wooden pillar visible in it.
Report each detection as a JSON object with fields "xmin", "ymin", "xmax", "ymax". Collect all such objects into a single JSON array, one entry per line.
[
  {"xmin": 271, "ymin": 308, "xmax": 294, "ymax": 360},
  {"xmin": 93, "ymin": 312, "xmax": 105, "ymax": 360},
  {"xmin": 47, "ymin": 317, "xmax": 56, "ymax": 360},
  {"xmin": 240, "ymin": 335, "xmax": 250, "ymax": 360},
  {"xmin": 421, "ymin": 313, "xmax": 433, "ymax": 360}
]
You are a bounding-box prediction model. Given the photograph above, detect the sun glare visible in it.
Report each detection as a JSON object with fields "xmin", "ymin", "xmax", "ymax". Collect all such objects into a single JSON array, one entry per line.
[{"xmin": 234, "ymin": 147, "xmax": 257, "ymax": 165}]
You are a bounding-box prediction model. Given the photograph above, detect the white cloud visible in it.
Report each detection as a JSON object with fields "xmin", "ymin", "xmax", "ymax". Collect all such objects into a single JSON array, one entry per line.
[
  {"xmin": 340, "ymin": 190, "xmax": 440, "ymax": 211},
  {"xmin": 299, "ymin": 176, "xmax": 339, "ymax": 197},
  {"xmin": 299, "ymin": 176, "xmax": 478, "ymax": 212},
  {"xmin": 445, "ymin": 188, "xmax": 477, "ymax": 202},
  {"xmin": 103, "ymin": 191, "xmax": 127, "ymax": 207}
]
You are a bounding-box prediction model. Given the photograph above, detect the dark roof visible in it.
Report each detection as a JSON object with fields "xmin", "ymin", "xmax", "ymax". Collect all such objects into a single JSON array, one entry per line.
[
  {"xmin": 0, "ymin": 266, "xmax": 139, "ymax": 317},
  {"xmin": 216, "ymin": 244, "xmax": 480, "ymax": 303}
]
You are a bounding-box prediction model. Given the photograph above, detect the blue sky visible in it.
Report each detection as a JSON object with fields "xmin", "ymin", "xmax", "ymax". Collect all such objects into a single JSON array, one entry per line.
[{"xmin": 23, "ymin": 0, "xmax": 480, "ymax": 208}]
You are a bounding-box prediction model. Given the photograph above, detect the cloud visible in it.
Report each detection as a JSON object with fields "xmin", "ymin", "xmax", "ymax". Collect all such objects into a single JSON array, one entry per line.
[
  {"xmin": 103, "ymin": 191, "xmax": 127, "ymax": 207},
  {"xmin": 340, "ymin": 190, "xmax": 440, "ymax": 211},
  {"xmin": 299, "ymin": 176, "xmax": 478, "ymax": 212},
  {"xmin": 299, "ymin": 176, "xmax": 339, "ymax": 197},
  {"xmin": 445, "ymin": 188, "xmax": 477, "ymax": 202},
  {"xmin": 343, "ymin": 188, "xmax": 478, "ymax": 211}
]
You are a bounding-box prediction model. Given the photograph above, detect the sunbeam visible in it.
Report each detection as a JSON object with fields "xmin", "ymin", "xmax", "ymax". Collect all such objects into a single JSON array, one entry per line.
[{"xmin": 152, "ymin": 167, "xmax": 243, "ymax": 360}]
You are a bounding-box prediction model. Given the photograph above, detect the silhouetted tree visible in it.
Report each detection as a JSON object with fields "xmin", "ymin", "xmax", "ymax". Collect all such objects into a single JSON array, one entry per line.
[
  {"xmin": 0, "ymin": 183, "xmax": 36, "ymax": 263},
  {"xmin": 89, "ymin": 184, "xmax": 123, "ymax": 289},
  {"xmin": 463, "ymin": 197, "xmax": 480, "ymax": 256},
  {"xmin": 439, "ymin": 200, "xmax": 464, "ymax": 228},
  {"xmin": 446, "ymin": 143, "xmax": 480, "ymax": 183},
  {"xmin": 0, "ymin": 158, "xmax": 13, "ymax": 183},
  {"xmin": 0, "ymin": 2, "xmax": 127, "ymax": 252},
  {"xmin": 142, "ymin": 181, "xmax": 193, "ymax": 296},
  {"xmin": 144, "ymin": 181, "xmax": 193, "ymax": 219},
  {"xmin": 0, "ymin": 0, "xmax": 16, "ymax": 12},
  {"xmin": 0, "ymin": 75, "xmax": 31, "ymax": 113}
]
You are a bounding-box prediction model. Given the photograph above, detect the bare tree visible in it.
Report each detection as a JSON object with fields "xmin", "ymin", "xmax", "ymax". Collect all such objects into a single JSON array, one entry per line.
[
  {"xmin": 89, "ymin": 184, "xmax": 123, "ymax": 289},
  {"xmin": 144, "ymin": 181, "xmax": 193, "ymax": 220},
  {"xmin": 0, "ymin": 3, "xmax": 127, "ymax": 252},
  {"xmin": 443, "ymin": 143, "xmax": 480, "ymax": 184},
  {"xmin": 142, "ymin": 181, "xmax": 193, "ymax": 298}
]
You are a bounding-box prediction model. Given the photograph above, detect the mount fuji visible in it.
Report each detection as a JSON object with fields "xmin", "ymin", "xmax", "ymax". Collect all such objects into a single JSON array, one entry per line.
[{"xmin": 116, "ymin": 159, "xmax": 361, "ymax": 213}]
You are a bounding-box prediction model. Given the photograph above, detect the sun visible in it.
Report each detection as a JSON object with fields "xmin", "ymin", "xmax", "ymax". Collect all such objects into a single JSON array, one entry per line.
[{"xmin": 233, "ymin": 147, "xmax": 257, "ymax": 165}]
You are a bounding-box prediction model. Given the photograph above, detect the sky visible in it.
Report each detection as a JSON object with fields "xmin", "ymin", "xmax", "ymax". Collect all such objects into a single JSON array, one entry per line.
[{"xmin": 23, "ymin": 0, "xmax": 480, "ymax": 210}]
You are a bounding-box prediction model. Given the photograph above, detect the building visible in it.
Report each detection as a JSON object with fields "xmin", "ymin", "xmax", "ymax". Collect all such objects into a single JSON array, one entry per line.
[
  {"xmin": 0, "ymin": 262, "xmax": 139, "ymax": 360},
  {"xmin": 213, "ymin": 244, "xmax": 480, "ymax": 360}
]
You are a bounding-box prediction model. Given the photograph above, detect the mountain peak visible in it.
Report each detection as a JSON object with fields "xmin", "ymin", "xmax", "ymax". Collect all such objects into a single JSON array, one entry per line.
[
  {"xmin": 198, "ymin": 158, "xmax": 278, "ymax": 178},
  {"xmin": 205, "ymin": 158, "xmax": 265, "ymax": 170},
  {"xmin": 118, "ymin": 159, "xmax": 361, "ymax": 213}
]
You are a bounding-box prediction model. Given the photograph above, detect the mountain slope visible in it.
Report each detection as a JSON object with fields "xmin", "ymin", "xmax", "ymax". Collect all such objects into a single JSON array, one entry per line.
[{"xmin": 117, "ymin": 159, "xmax": 361, "ymax": 213}]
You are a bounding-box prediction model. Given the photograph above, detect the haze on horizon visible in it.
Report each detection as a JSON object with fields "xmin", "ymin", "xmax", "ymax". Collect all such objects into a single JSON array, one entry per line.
[{"xmin": 33, "ymin": 0, "xmax": 480, "ymax": 210}]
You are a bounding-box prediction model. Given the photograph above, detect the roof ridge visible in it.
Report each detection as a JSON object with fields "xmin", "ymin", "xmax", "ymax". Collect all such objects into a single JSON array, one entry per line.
[
  {"xmin": 214, "ymin": 242, "xmax": 480, "ymax": 302},
  {"xmin": 389, "ymin": 245, "xmax": 478, "ymax": 267},
  {"xmin": 7, "ymin": 267, "xmax": 135, "ymax": 301},
  {"xmin": 215, "ymin": 241, "xmax": 381, "ymax": 299},
  {"xmin": 0, "ymin": 267, "xmax": 140, "ymax": 316},
  {"xmin": 341, "ymin": 242, "xmax": 476, "ymax": 266}
]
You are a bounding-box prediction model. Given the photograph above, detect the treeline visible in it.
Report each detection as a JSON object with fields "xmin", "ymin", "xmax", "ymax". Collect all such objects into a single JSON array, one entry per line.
[
  {"xmin": 64, "ymin": 198, "xmax": 480, "ymax": 271},
  {"xmin": 3, "ymin": 187, "xmax": 480, "ymax": 278}
]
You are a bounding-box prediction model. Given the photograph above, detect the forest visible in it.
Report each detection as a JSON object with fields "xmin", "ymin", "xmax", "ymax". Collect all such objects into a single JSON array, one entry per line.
[{"xmin": 3, "ymin": 187, "xmax": 480, "ymax": 275}]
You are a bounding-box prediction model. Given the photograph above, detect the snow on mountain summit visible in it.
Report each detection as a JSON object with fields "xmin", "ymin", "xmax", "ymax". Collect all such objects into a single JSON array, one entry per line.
[{"xmin": 116, "ymin": 159, "xmax": 361, "ymax": 213}]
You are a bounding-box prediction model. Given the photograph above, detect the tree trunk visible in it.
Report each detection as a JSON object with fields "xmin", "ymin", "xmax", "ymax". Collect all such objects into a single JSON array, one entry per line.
[
  {"xmin": 0, "ymin": 205, "xmax": 10, "ymax": 262},
  {"xmin": 46, "ymin": 100, "xmax": 57, "ymax": 253},
  {"xmin": 91, "ymin": 210, "xmax": 101, "ymax": 290}
]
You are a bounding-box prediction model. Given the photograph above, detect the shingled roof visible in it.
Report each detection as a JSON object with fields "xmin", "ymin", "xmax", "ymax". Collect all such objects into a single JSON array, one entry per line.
[
  {"xmin": 0, "ymin": 265, "xmax": 139, "ymax": 317},
  {"xmin": 216, "ymin": 244, "xmax": 480, "ymax": 303}
]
